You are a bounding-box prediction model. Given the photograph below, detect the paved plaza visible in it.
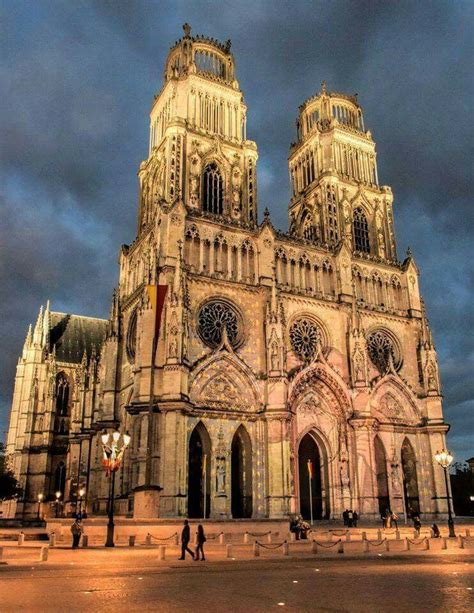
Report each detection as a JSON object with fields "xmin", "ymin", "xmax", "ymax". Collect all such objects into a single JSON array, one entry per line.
[{"xmin": 0, "ymin": 545, "xmax": 473, "ymax": 612}]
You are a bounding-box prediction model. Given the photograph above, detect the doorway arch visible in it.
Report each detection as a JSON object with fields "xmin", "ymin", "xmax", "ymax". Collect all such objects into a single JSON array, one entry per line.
[
  {"xmin": 187, "ymin": 422, "xmax": 211, "ymax": 518},
  {"xmin": 374, "ymin": 436, "xmax": 390, "ymax": 516},
  {"xmin": 231, "ymin": 425, "xmax": 253, "ymax": 518},
  {"xmin": 298, "ymin": 431, "xmax": 329, "ymax": 520},
  {"xmin": 401, "ymin": 438, "xmax": 420, "ymax": 517}
]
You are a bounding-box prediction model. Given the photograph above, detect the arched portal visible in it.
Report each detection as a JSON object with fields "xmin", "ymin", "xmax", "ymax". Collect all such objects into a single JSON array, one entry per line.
[
  {"xmin": 374, "ymin": 436, "xmax": 390, "ymax": 516},
  {"xmin": 187, "ymin": 423, "xmax": 211, "ymax": 518},
  {"xmin": 231, "ymin": 426, "xmax": 253, "ymax": 518},
  {"xmin": 298, "ymin": 432, "xmax": 329, "ymax": 521},
  {"xmin": 401, "ymin": 438, "xmax": 420, "ymax": 517}
]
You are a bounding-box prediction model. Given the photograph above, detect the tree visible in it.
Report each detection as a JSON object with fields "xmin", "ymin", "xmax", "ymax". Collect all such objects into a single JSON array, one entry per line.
[{"xmin": 0, "ymin": 442, "xmax": 22, "ymax": 501}]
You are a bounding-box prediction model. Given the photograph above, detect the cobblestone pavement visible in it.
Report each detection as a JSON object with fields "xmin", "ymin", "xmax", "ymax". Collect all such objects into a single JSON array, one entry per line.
[{"xmin": 0, "ymin": 548, "xmax": 473, "ymax": 612}]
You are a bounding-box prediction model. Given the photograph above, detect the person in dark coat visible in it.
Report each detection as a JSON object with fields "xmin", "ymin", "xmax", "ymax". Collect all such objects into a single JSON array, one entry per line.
[
  {"xmin": 343, "ymin": 509, "xmax": 349, "ymax": 526},
  {"xmin": 195, "ymin": 524, "xmax": 206, "ymax": 561},
  {"xmin": 70, "ymin": 519, "xmax": 83, "ymax": 549},
  {"xmin": 413, "ymin": 515, "xmax": 422, "ymax": 537},
  {"xmin": 432, "ymin": 523, "xmax": 440, "ymax": 538},
  {"xmin": 179, "ymin": 520, "xmax": 195, "ymax": 560},
  {"xmin": 352, "ymin": 511, "xmax": 358, "ymax": 527}
]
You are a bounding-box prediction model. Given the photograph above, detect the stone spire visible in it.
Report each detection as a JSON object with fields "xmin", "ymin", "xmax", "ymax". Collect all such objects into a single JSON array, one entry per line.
[{"xmin": 33, "ymin": 305, "xmax": 44, "ymax": 346}]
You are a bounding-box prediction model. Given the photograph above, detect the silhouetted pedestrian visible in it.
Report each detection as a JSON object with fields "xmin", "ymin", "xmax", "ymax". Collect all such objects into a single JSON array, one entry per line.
[
  {"xmin": 432, "ymin": 523, "xmax": 440, "ymax": 538},
  {"xmin": 195, "ymin": 524, "xmax": 206, "ymax": 561},
  {"xmin": 413, "ymin": 515, "xmax": 422, "ymax": 537},
  {"xmin": 343, "ymin": 509, "xmax": 349, "ymax": 526},
  {"xmin": 347, "ymin": 509, "xmax": 353, "ymax": 528},
  {"xmin": 391, "ymin": 511, "xmax": 399, "ymax": 529},
  {"xmin": 352, "ymin": 511, "xmax": 358, "ymax": 527},
  {"xmin": 71, "ymin": 519, "xmax": 83, "ymax": 549},
  {"xmin": 179, "ymin": 520, "xmax": 194, "ymax": 560}
]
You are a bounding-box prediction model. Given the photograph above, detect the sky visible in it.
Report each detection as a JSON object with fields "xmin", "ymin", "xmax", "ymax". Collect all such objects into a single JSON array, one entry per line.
[{"xmin": 1, "ymin": 0, "xmax": 473, "ymax": 462}]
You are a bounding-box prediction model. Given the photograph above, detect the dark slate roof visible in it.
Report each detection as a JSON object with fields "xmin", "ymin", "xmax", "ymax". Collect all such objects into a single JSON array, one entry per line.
[{"xmin": 49, "ymin": 312, "xmax": 107, "ymax": 364}]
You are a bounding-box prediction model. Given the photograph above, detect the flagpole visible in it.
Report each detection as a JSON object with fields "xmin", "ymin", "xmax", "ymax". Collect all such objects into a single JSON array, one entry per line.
[
  {"xmin": 308, "ymin": 460, "xmax": 313, "ymax": 526},
  {"xmin": 203, "ymin": 454, "xmax": 207, "ymax": 519}
]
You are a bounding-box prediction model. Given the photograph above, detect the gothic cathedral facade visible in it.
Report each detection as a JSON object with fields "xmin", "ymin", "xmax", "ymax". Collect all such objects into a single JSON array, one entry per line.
[{"xmin": 5, "ymin": 26, "xmax": 450, "ymax": 522}]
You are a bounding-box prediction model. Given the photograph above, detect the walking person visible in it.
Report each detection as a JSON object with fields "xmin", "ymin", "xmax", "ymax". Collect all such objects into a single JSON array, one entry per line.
[
  {"xmin": 413, "ymin": 515, "xmax": 422, "ymax": 537},
  {"xmin": 347, "ymin": 509, "xmax": 353, "ymax": 528},
  {"xmin": 431, "ymin": 523, "xmax": 440, "ymax": 538},
  {"xmin": 179, "ymin": 520, "xmax": 195, "ymax": 560},
  {"xmin": 71, "ymin": 518, "xmax": 83, "ymax": 549},
  {"xmin": 195, "ymin": 524, "xmax": 206, "ymax": 561},
  {"xmin": 343, "ymin": 509, "xmax": 349, "ymax": 526},
  {"xmin": 352, "ymin": 511, "xmax": 358, "ymax": 528},
  {"xmin": 391, "ymin": 511, "xmax": 399, "ymax": 530}
]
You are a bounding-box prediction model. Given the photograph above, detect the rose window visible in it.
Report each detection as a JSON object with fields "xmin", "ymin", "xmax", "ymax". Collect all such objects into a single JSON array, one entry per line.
[
  {"xmin": 367, "ymin": 329, "xmax": 401, "ymax": 373},
  {"xmin": 289, "ymin": 319, "xmax": 321, "ymax": 362},
  {"xmin": 197, "ymin": 300, "xmax": 242, "ymax": 349}
]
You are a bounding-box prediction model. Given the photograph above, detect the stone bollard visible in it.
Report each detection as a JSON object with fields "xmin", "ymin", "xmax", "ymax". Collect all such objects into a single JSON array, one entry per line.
[
  {"xmin": 363, "ymin": 540, "xmax": 369, "ymax": 553},
  {"xmin": 385, "ymin": 539, "xmax": 390, "ymax": 552},
  {"xmin": 289, "ymin": 532, "xmax": 296, "ymax": 542},
  {"xmin": 361, "ymin": 531, "xmax": 367, "ymax": 541},
  {"xmin": 253, "ymin": 542, "xmax": 260, "ymax": 557},
  {"xmin": 82, "ymin": 535, "xmax": 89, "ymax": 548},
  {"xmin": 425, "ymin": 538, "xmax": 429, "ymax": 551},
  {"xmin": 337, "ymin": 541, "xmax": 344, "ymax": 554},
  {"xmin": 312, "ymin": 540, "xmax": 318, "ymax": 554},
  {"xmin": 441, "ymin": 537, "xmax": 447, "ymax": 550},
  {"xmin": 346, "ymin": 532, "xmax": 351, "ymax": 542},
  {"xmin": 267, "ymin": 532, "xmax": 272, "ymax": 543},
  {"xmin": 466, "ymin": 529, "xmax": 471, "ymax": 538},
  {"xmin": 457, "ymin": 536, "xmax": 464, "ymax": 549},
  {"xmin": 39, "ymin": 546, "xmax": 49, "ymax": 562},
  {"xmin": 404, "ymin": 538, "xmax": 409, "ymax": 551},
  {"xmin": 243, "ymin": 532, "xmax": 249, "ymax": 544},
  {"xmin": 129, "ymin": 535, "xmax": 136, "ymax": 547},
  {"xmin": 49, "ymin": 532, "xmax": 56, "ymax": 547},
  {"xmin": 283, "ymin": 542, "xmax": 289, "ymax": 556},
  {"xmin": 395, "ymin": 530, "xmax": 400, "ymax": 540},
  {"xmin": 158, "ymin": 545, "xmax": 166, "ymax": 560},
  {"xmin": 174, "ymin": 533, "xmax": 179, "ymax": 546},
  {"xmin": 18, "ymin": 532, "xmax": 25, "ymax": 546},
  {"xmin": 377, "ymin": 529, "xmax": 382, "ymax": 540},
  {"xmin": 226, "ymin": 544, "xmax": 233, "ymax": 558},
  {"xmin": 145, "ymin": 534, "xmax": 152, "ymax": 547},
  {"xmin": 219, "ymin": 532, "xmax": 225, "ymax": 545}
]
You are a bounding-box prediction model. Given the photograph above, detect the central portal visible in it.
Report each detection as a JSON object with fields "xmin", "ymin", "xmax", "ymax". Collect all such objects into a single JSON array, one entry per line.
[
  {"xmin": 231, "ymin": 426, "xmax": 253, "ymax": 518},
  {"xmin": 298, "ymin": 432, "xmax": 326, "ymax": 520}
]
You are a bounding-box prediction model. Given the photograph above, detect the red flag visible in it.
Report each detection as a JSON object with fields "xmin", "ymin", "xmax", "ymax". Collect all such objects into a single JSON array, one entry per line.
[
  {"xmin": 307, "ymin": 459, "xmax": 313, "ymax": 479},
  {"xmin": 147, "ymin": 284, "xmax": 168, "ymax": 339}
]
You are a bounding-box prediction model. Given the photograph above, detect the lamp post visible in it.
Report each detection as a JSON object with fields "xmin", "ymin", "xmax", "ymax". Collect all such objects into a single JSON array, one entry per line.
[
  {"xmin": 435, "ymin": 449, "xmax": 456, "ymax": 538},
  {"xmin": 101, "ymin": 430, "xmax": 131, "ymax": 547},
  {"xmin": 55, "ymin": 491, "xmax": 62, "ymax": 518},
  {"xmin": 37, "ymin": 493, "xmax": 44, "ymax": 520},
  {"xmin": 78, "ymin": 487, "xmax": 86, "ymax": 520}
]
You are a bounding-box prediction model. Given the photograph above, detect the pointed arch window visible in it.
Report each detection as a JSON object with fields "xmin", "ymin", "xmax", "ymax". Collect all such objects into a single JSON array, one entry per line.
[
  {"xmin": 54, "ymin": 461, "xmax": 66, "ymax": 496},
  {"xmin": 55, "ymin": 373, "xmax": 70, "ymax": 417},
  {"xmin": 353, "ymin": 207, "xmax": 370, "ymax": 253},
  {"xmin": 301, "ymin": 212, "xmax": 316, "ymax": 241},
  {"xmin": 202, "ymin": 162, "xmax": 223, "ymax": 215}
]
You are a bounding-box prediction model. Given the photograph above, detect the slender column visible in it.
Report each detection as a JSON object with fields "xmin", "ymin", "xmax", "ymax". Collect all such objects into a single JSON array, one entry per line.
[
  {"xmin": 209, "ymin": 241, "xmax": 215, "ymax": 274},
  {"xmin": 237, "ymin": 247, "xmax": 242, "ymax": 281},
  {"xmin": 318, "ymin": 268, "xmax": 324, "ymax": 296},
  {"xmin": 199, "ymin": 239, "xmax": 204, "ymax": 273},
  {"xmin": 227, "ymin": 244, "xmax": 232, "ymax": 279}
]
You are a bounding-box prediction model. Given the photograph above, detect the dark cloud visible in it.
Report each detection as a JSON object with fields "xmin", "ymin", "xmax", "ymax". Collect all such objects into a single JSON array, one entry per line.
[{"xmin": 1, "ymin": 0, "xmax": 472, "ymax": 460}]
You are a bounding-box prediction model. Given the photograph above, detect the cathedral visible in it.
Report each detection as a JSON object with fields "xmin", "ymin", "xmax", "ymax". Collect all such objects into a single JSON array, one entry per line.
[{"xmin": 5, "ymin": 25, "xmax": 450, "ymax": 523}]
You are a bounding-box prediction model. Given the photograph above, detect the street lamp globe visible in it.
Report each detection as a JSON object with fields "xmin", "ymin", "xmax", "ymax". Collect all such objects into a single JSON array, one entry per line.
[
  {"xmin": 435, "ymin": 449, "xmax": 453, "ymax": 469},
  {"xmin": 101, "ymin": 431, "xmax": 110, "ymax": 445},
  {"xmin": 55, "ymin": 491, "xmax": 62, "ymax": 500},
  {"xmin": 123, "ymin": 432, "xmax": 131, "ymax": 448},
  {"xmin": 37, "ymin": 493, "xmax": 44, "ymax": 502},
  {"xmin": 79, "ymin": 488, "xmax": 85, "ymax": 498},
  {"xmin": 112, "ymin": 430, "xmax": 121, "ymax": 443}
]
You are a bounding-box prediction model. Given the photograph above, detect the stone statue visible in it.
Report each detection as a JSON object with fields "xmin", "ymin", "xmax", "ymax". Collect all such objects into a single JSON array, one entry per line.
[
  {"xmin": 216, "ymin": 458, "xmax": 226, "ymax": 493},
  {"xmin": 270, "ymin": 342, "xmax": 280, "ymax": 371}
]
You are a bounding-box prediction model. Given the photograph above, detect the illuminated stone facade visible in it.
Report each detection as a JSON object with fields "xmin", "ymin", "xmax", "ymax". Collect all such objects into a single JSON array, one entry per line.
[{"xmin": 5, "ymin": 25, "xmax": 450, "ymax": 521}]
